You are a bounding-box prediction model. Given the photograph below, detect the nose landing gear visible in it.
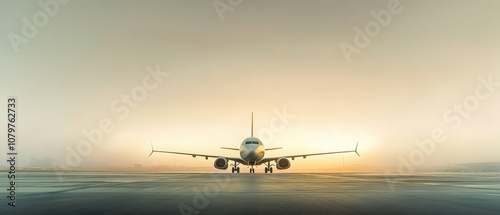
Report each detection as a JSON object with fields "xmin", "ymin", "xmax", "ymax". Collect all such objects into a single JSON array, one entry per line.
[{"xmin": 248, "ymin": 161, "xmax": 256, "ymax": 174}]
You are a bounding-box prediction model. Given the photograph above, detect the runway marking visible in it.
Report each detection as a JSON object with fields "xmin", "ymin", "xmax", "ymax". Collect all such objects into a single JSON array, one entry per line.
[
  {"xmin": 484, "ymin": 193, "xmax": 500, "ymax": 197},
  {"xmin": 289, "ymin": 173, "xmax": 500, "ymax": 192},
  {"xmin": 383, "ymin": 177, "xmax": 500, "ymax": 191},
  {"xmin": 22, "ymin": 181, "xmax": 141, "ymax": 197}
]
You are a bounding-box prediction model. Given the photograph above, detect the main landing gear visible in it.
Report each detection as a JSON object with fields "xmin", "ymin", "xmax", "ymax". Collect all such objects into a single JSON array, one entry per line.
[
  {"xmin": 230, "ymin": 161, "xmax": 240, "ymax": 173},
  {"xmin": 231, "ymin": 166, "xmax": 240, "ymax": 173},
  {"xmin": 264, "ymin": 161, "xmax": 274, "ymax": 174}
]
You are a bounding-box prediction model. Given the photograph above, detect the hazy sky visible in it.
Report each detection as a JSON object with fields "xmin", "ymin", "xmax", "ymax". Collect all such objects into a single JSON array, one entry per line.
[{"xmin": 1, "ymin": 0, "xmax": 499, "ymax": 171}]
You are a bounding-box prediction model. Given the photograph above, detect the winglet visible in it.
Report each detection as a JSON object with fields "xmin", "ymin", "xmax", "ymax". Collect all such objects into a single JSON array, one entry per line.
[
  {"xmin": 149, "ymin": 142, "xmax": 155, "ymax": 157},
  {"xmin": 251, "ymin": 112, "xmax": 254, "ymax": 137},
  {"xmin": 354, "ymin": 141, "xmax": 360, "ymax": 156}
]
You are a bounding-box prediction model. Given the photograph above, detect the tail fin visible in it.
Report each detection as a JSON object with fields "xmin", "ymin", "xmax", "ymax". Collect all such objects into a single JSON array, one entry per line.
[{"xmin": 251, "ymin": 112, "xmax": 254, "ymax": 137}]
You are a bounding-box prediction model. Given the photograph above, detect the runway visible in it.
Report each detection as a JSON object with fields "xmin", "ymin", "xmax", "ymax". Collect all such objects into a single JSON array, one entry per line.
[{"xmin": 1, "ymin": 172, "xmax": 499, "ymax": 214}]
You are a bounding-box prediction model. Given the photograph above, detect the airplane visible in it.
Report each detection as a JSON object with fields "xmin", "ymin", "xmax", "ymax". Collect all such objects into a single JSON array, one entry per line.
[{"xmin": 149, "ymin": 113, "xmax": 360, "ymax": 173}]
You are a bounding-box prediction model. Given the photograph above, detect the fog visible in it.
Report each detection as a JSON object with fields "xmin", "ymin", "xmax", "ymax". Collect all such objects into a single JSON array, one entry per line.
[{"xmin": 1, "ymin": 0, "xmax": 499, "ymax": 171}]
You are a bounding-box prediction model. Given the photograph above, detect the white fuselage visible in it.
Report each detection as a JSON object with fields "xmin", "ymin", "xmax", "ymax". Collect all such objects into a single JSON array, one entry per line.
[{"xmin": 239, "ymin": 137, "xmax": 265, "ymax": 165}]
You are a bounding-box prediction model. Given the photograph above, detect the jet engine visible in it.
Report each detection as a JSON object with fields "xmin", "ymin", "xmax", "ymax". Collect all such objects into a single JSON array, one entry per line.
[
  {"xmin": 214, "ymin": 157, "xmax": 228, "ymax": 170},
  {"xmin": 276, "ymin": 157, "xmax": 291, "ymax": 170}
]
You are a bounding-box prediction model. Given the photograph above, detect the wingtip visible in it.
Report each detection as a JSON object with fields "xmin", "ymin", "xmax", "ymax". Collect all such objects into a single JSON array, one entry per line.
[
  {"xmin": 355, "ymin": 141, "xmax": 360, "ymax": 156},
  {"xmin": 149, "ymin": 142, "xmax": 155, "ymax": 157}
]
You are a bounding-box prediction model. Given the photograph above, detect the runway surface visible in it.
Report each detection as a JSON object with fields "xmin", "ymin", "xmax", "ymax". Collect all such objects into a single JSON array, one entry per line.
[{"xmin": 1, "ymin": 172, "xmax": 500, "ymax": 214}]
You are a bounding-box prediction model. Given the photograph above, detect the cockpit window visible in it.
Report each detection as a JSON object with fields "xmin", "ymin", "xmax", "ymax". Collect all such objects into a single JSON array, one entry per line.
[{"xmin": 245, "ymin": 141, "xmax": 259, "ymax": 145}]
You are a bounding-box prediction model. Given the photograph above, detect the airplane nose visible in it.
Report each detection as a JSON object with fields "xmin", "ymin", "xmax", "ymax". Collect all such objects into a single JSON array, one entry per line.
[
  {"xmin": 243, "ymin": 145, "xmax": 262, "ymax": 161},
  {"xmin": 248, "ymin": 151, "xmax": 257, "ymax": 159}
]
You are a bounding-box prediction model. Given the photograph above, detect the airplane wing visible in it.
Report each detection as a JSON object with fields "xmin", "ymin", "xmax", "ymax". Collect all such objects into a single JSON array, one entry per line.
[
  {"xmin": 149, "ymin": 143, "xmax": 246, "ymax": 164},
  {"xmin": 220, "ymin": 147, "xmax": 239, "ymax": 151},
  {"xmin": 257, "ymin": 142, "xmax": 359, "ymax": 165}
]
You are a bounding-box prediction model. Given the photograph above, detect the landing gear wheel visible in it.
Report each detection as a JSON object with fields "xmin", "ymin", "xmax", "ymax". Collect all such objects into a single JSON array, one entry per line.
[
  {"xmin": 230, "ymin": 161, "xmax": 240, "ymax": 173},
  {"xmin": 264, "ymin": 161, "xmax": 274, "ymax": 174},
  {"xmin": 265, "ymin": 167, "xmax": 268, "ymax": 173}
]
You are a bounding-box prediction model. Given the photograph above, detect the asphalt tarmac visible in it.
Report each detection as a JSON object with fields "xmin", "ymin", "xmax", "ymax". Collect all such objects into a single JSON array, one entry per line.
[{"xmin": 1, "ymin": 172, "xmax": 499, "ymax": 214}]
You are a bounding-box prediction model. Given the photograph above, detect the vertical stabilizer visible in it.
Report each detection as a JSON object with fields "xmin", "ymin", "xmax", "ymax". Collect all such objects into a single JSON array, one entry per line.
[{"xmin": 251, "ymin": 112, "xmax": 254, "ymax": 137}]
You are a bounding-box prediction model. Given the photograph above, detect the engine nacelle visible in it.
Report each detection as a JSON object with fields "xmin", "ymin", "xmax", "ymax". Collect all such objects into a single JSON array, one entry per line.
[
  {"xmin": 276, "ymin": 157, "xmax": 291, "ymax": 170},
  {"xmin": 214, "ymin": 157, "xmax": 228, "ymax": 170}
]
